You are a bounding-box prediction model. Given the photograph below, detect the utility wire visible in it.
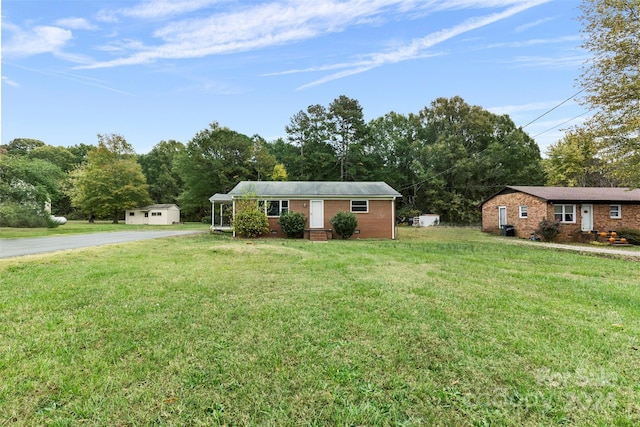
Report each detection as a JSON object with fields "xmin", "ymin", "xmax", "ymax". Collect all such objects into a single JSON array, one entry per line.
[
  {"xmin": 531, "ymin": 108, "xmax": 595, "ymax": 138},
  {"xmin": 521, "ymin": 88, "xmax": 586, "ymax": 129}
]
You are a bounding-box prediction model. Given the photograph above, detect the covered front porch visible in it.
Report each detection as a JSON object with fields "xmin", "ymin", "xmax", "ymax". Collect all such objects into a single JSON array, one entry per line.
[{"xmin": 209, "ymin": 193, "xmax": 233, "ymax": 232}]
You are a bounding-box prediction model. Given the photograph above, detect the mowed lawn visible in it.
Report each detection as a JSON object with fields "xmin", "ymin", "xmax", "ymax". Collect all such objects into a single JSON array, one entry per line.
[{"xmin": 1, "ymin": 227, "xmax": 639, "ymax": 426}]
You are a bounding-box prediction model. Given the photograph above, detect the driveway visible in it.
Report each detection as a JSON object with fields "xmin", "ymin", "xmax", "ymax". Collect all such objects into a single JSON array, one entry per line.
[
  {"xmin": 0, "ymin": 230, "xmax": 204, "ymax": 259},
  {"xmin": 501, "ymin": 237, "xmax": 640, "ymax": 260}
]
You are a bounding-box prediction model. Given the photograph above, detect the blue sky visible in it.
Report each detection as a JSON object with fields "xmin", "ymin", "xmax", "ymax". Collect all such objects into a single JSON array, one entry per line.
[{"xmin": 2, "ymin": 0, "xmax": 589, "ymax": 155}]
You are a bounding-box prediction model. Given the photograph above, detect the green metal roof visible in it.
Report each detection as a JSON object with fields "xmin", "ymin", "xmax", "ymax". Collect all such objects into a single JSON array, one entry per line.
[{"xmin": 220, "ymin": 181, "xmax": 401, "ymax": 199}]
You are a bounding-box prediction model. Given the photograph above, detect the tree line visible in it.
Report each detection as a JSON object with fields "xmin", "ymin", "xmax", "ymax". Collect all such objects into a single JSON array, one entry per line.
[{"xmin": 1, "ymin": 96, "xmax": 550, "ymax": 226}]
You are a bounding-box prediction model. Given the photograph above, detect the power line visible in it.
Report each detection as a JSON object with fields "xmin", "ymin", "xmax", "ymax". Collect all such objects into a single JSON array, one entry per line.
[
  {"xmin": 531, "ymin": 108, "xmax": 595, "ymax": 138},
  {"xmin": 521, "ymin": 88, "xmax": 586, "ymax": 129}
]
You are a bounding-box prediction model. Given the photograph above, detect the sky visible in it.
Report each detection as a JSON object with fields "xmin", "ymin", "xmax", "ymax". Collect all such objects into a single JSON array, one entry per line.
[{"xmin": 2, "ymin": 0, "xmax": 590, "ymax": 155}]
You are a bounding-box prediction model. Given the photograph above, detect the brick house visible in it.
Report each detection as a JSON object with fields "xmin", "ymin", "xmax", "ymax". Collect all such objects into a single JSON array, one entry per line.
[
  {"xmin": 481, "ymin": 186, "xmax": 640, "ymax": 239},
  {"xmin": 210, "ymin": 181, "xmax": 401, "ymax": 240}
]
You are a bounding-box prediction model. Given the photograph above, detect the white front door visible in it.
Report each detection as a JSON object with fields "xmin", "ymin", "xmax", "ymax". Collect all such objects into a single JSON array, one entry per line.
[
  {"xmin": 581, "ymin": 204, "xmax": 593, "ymax": 231},
  {"xmin": 498, "ymin": 206, "xmax": 507, "ymax": 228},
  {"xmin": 309, "ymin": 200, "xmax": 324, "ymax": 228}
]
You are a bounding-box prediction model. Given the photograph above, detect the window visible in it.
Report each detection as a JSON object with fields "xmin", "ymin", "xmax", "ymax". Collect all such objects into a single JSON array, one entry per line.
[
  {"xmin": 610, "ymin": 204, "xmax": 621, "ymax": 219},
  {"xmin": 519, "ymin": 206, "xmax": 528, "ymax": 218},
  {"xmin": 129, "ymin": 212, "xmax": 135, "ymax": 216},
  {"xmin": 151, "ymin": 212, "xmax": 162, "ymax": 217},
  {"xmin": 351, "ymin": 200, "xmax": 368, "ymax": 213},
  {"xmin": 266, "ymin": 200, "xmax": 289, "ymax": 217},
  {"xmin": 553, "ymin": 204, "xmax": 575, "ymax": 223}
]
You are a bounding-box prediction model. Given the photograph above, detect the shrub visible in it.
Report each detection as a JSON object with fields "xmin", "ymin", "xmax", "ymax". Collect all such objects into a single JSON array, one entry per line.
[
  {"xmin": 330, "ymin": 211, "xmax": 358, "ymax": 239},
  {"xmin": 617, "ymin": 228, "xmax": 640, "ymax": 245},
  {"xmin": 536, "ymin": 217, "xmax": 561, "ymax": 242},
  {"xmin": 233, "ymin": 198, "xmax": 269, "ymax": 238},
  {"xmin": 278, "ymin": 211, "xmax": 306, "ymax": 238},
  {"xmin": 0, "ymin": 203, "xmax": 59, "ymax": 228}
]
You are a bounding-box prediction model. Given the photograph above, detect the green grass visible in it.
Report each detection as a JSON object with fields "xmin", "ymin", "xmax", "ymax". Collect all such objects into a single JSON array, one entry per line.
[
  {"xmin": 1, "ymin": 227, "xmax": 639, "ymax": 426},
  {"xmin": 0, "ymin": 220, "xmax": 210, "ymax": 238}
]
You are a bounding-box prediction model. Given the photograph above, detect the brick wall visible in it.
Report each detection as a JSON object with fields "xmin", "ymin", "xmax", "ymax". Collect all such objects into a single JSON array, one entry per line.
[
  {"xmin": 261, "ymin": 198, "xmax": 395, "ymax": 239},
  {"xmin": 482, "ymin": 192, "xmax": 546, "ymax": 238}
]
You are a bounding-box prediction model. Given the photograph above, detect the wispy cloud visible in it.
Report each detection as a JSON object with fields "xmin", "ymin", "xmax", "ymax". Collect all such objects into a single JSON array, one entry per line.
[
  {"xmin": 514, "ymin": 16, "xmax": 555, "ymax": 32},
  {"xmin": 296, "ymin": 0, "xmax": 551, "ymax": 89},
  {"xmin": 2, "ymin": 23, "xmax": 73, "ymax": 58},
  {"xmin": 488, "ymin": 101, "xmax": 564, "ymax": 115},
  {"xmin": 2, "ymin": 76, "xmax": 20, "ymax": 87},
  {"xmin": 487, "ymin": 34, "xmax": 580, "ymax": 48},
  {"xmin": 55, "ymin": 17, "xmax": 97, "ymax": 30},
  {"xmin": 510, "ymin": 54, "xmax": 588, "ymax": 69},
  {"xmin": 78, "ymin": 0, "xmax": 550, "ymax": 70}
]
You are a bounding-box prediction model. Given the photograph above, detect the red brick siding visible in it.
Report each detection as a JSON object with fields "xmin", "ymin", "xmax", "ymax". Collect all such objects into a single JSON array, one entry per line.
[
  {"xmin": 262, "ymin": 199, "xmax": 395, "ymax": 239},
  {"xmin": 482, "ymin": 193, "xmax": 546, "ymax": 238},
  {"xmin": 483, "ymin": 192, "xmax": 640, "ymax": 239}
]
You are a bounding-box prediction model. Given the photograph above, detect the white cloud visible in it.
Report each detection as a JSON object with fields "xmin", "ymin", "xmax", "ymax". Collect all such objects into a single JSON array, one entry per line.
[
  {"xmin": 514, "ymin": 16, "xmax": 555, "ymax": 32},
  {"xmin": 2, "ymin": 24, "xmax": 73, "ymax": 58},
  {"xmin": 2, "ymin": 76, "xmax": 20, "ymax": 87},
  {"xmin": 487, "ymin": 35, "xmax": 580, "ymax": 48},
  {"xmin": 488, "ymin": 101, "xmax": 562, "ymax": 115},
  {"xmin": 80, "ymin": 0, "xmax": 551, "ymax": 70},
  {"xmin": 55, "ymin": 17, "xmax": 97, "ymax": 30},
  {"xmin": 510, "ymin": 54, "xmax": 588, "ymax": 69},
  {"xmin": 297, "ymin": 0, "xmax": 552, "ymax": 88}
]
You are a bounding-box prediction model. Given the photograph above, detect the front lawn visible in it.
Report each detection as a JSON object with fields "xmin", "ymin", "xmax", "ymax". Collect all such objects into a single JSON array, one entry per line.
[{"xmin": 1, "ymin": 227, "xmax": 638, "ymax": 425}]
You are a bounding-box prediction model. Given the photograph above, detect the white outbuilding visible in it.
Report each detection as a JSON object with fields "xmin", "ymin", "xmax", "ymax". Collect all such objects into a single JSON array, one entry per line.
[{"xmin": 125, "ymin": 204, "xmax": 181, "ymax": 225}]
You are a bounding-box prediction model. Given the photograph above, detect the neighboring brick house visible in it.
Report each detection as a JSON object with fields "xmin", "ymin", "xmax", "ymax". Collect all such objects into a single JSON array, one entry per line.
[
  {"xmin": 481, "ymin": 186, "xmax": 640, "ymax": 239},
  {"xmin": 210, "ymin": 181, "xmax": 401, "ymax": 240}
]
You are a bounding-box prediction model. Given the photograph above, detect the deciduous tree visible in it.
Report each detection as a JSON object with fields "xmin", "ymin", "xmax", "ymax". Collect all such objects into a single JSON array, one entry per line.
[
  {"xmin": 69, "ymin": 134, "xmax": 151, "ymax": 223},
  {"xmin": 578, "ymin": 0, "xmax": 640, "ymax": 186},
  {"xmin": 174, "ymin": 122, "xmax": 253, "ymax": 220}
]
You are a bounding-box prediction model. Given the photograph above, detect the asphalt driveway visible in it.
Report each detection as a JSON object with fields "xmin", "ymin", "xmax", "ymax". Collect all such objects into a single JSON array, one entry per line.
[{"xmin": 0, "ymin": 230, "xmax": 204, "ymax": 259}]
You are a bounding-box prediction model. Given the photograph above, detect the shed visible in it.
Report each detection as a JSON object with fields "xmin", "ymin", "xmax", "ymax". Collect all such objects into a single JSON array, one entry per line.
[{"xmin": 126, "ymin": 204, "xmax": 181, "ymax": 225}]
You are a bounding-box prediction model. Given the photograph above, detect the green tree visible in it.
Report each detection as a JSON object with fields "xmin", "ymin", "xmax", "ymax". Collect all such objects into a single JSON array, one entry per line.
[
  {"xmin": 417, "ymin": 97, "xmax": 544, "ymax": 223},
  {"xmin": 0, "ymin": 138, "xmax": 45, "ymax": 156},
  {"xmin": 544, "ymin": 128, "xmax": 614, "ymax": 186},
  {"xmin": 175, "ymin": 122, "xmax": 253, "ymax": 220},
  {"xmin": 69, "ymin": 134, "xmax": 151, "ymax": 223},
  {"xmin": 28, "ymin": 145, "xmax": 76, "ymax": 172},
  {"xmin": 138, "ymin": 140, "xmax": 185, "ymax": 204},
  {"xmin": 328, "ymin": 95, "xmax": 367, "ymax": 181},
  {"xmin": 251, "ymin": 135, "xmax": 277, "ymax": 181},
  {"xmin": 367, "ymin": 111, "xmax": 423, "ymax": 206},
  {"xmin": 284, "ymin": 104, "xmax": 337, "ymax": 180},
  {"xmin": 578, "ymin": 0, "xmax": 640, "ymax": 186},
  {"xmin": 0, "ymin": 154, "xmax": 66, "ymax": 227},
  {"xmin": 271, "ymin": 163, "xmax": 288, "ymax": 181}
]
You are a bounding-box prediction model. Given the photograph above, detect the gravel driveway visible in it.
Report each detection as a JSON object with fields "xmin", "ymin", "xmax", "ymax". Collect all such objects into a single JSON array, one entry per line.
[{"xmin": 0, "ymin": 230, "xmax": 204, "ymax": 259}]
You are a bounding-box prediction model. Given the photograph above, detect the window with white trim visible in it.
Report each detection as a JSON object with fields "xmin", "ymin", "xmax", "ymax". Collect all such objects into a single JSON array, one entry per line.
[
  {"xmin": 519, "ymin": 205, "xmax": 528, "ymax": 218},
  {"xmin": 553, "ymin": 204, "xmax": 575, "ymax": 223},
  {"xmin": 266, "ymin": 200, "xmax": 289, "ymax": 217},
  {"xmin": 151, "ymin": 212, "xmax": 162, "ymax": 216},
  {"xmin": 129, "ymin": 212, "xmax": 135, "ymax": 216},
  {"xmin": 610, "ymin": 204, "xmax": 621, "ymax": 219},
  {"xmin": 350, "ymin": 200, "xmax": 369, "ymax": 213}
]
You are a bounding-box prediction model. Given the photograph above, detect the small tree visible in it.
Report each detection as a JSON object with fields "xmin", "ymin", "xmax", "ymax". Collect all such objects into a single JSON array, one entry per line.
[
  {"xmin": 279, "ymin": 211, "xmax": 306, "ymax": 238},
  {"xmin": 536, "ymin": 217, "xmax": 561, "ymax": 242},
  {"xmin": 233, "ymin": 194, "xmax": 269, "ymax": 238},
  {"xmin": 330, "ymin": 211, "xmax": 358, "ymax": 239}
]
